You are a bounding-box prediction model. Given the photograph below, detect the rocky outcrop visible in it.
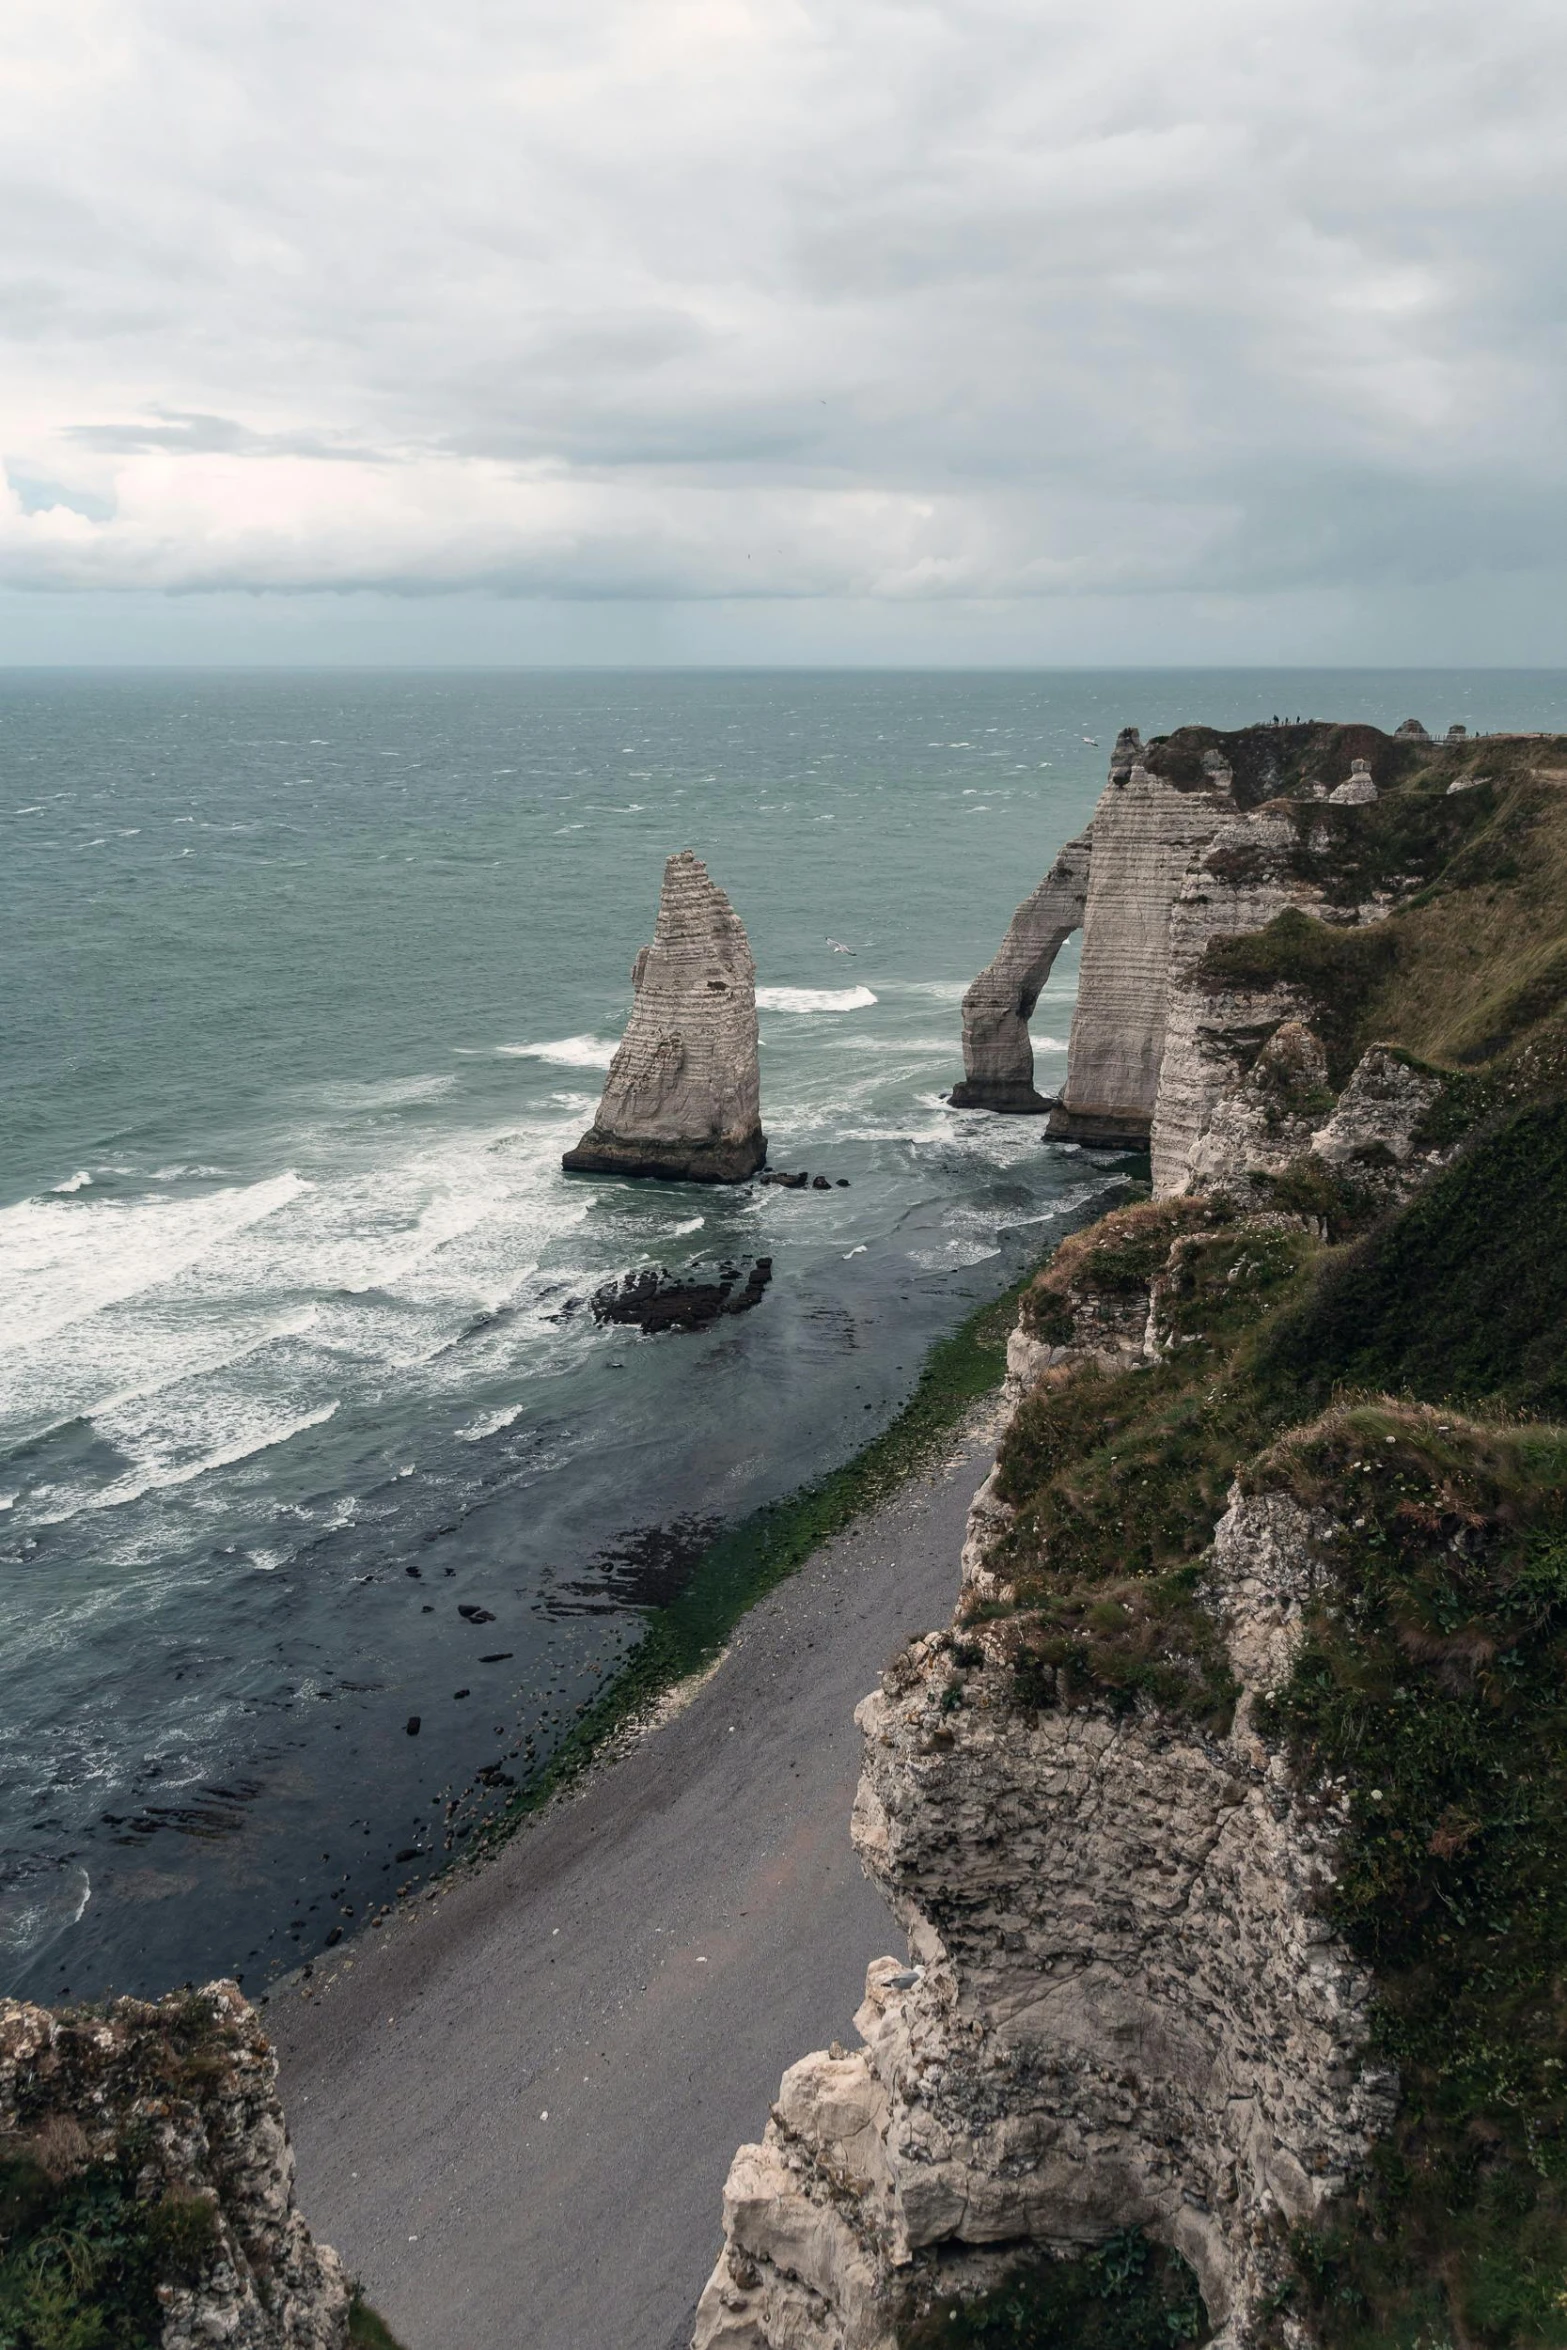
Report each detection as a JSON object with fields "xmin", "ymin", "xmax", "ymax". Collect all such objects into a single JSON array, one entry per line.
[
  {"xmin": 952, "ymin": 833, "xmax": 1091, "ymax": 1111},
  {"xmin": 1146, "ymin": 807, "xmax": 1343, "ymax": 1197},
  {"xmin": 957, "ymin": 718, "xmax": 1472, "ymax": 1176},
  {"xmin": 1182, "ymin": 1020, "xmax": 1334, "ymax": 1202},
  {"xmin": 1047, "ymin": 740, "xmax": 1240, "ymax": 1150},
  {"xmin": 1326, "ymin": 760, "xmax": 1377, "ymax": 806},
  {"xmin": 0, "ymin": 1981, "xmax": 349, "ymax": 2349},
  {"xmin": 693, "ymin": 1471, "xmax": 1394, "ymax": 2350},
  {"xmin": 590, "ymin": 1255, "xmax": 773, "ymax": 1331},
  {"xmin": 564, "ymin": 851, "xmax": 766, "ymax": 1182},
  {"xmin": 1307, "ymin": 1046, "xmax": 1448, "ymax": 1206},
  {"xmin": 1177, "ymin": 1029, "xmax": 1450, "ymax": 1221}
]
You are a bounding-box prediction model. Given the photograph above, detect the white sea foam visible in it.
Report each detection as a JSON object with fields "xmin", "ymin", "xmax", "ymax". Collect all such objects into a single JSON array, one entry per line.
[
  {"xmin": 0, "ymin": 1863, "xmax": 90, "ymax": 1961},
  {"xmin": 908, "ymin": 1240, "xmax": 1003, "ymax": 1271},
  {"xmin": 78, "ymin": 1400, "xmax": 341, "ymax": 1516},
  {"xmin": 756, "ymin": 986, "xmax": 878, "ymax": 1012},
  {"xmin": 52, "ymin": 1170, "xmax": 92, "ymax": 1192},
  {"xmin": 829, "ymin": 1035, "xmax": 951, "ymax": 1054},
  {"xmin": 495, "ymin": 1036, "xmax": 618, "ymax": 1068},
  {"xmin": 0, "ymin": 1095, "xmax": 596, "ymax": 1501},
  {"xmin": 0, "ymin": 1172, "xmax": 308, "ymax": 1357},
  {"xmin": 456, "ymin": 1401, "xmax": 524, "ymax": 1442}
]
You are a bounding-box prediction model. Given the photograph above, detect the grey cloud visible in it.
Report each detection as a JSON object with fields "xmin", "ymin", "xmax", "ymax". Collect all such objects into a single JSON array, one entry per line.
[
  {"xmin": 64, "ymin": 412, "xmax": 389, "ymax": 462},
  {"xmin": 2, "ymin": 0, "xmax": 1566, "ymax": 625}
]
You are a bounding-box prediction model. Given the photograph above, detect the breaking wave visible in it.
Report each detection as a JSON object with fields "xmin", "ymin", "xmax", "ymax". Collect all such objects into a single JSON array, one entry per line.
[{"xmin": 756, "ymin": 986, "xmax": 878, "ymax": 1012}]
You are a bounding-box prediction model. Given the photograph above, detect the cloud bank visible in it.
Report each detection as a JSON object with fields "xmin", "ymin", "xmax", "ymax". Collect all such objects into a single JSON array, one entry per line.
[{"xmin": 2, "ymin": 0, "xmax": 1565, "ymax": 642}]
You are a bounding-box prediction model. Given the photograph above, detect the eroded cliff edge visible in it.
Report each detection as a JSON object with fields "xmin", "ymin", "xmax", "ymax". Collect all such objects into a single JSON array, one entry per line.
[
  {"xmin": 0, "ymin": 1980, "xmax": 352, "ymax": 2348},
  {"xmin": 701, "ymin": 721, "xmax": 1567, "ymax": 2350}
]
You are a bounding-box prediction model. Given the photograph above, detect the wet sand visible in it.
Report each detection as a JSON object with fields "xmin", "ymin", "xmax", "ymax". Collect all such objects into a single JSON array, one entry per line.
[{"xmin": 272, "ymin": 1418, "xmax": 994, "ymax": 2350}]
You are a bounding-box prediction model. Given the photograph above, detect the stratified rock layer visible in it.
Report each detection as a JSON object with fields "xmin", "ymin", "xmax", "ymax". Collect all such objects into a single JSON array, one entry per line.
[
  {"xmin": 1047, "ymin": 742, "xmax": 1239, "ymax": 1149},
  {"xmin": 1147, "ymin": 805, "xmax": 1336, "ymax": 1195},
  {"xmin": 0, "ymin": 1980, "xmax": 349, "ymax": 2349},
  {"xmin": 564, "ymin": 850, "xmax": 766, "ymax": 1182},
  {"xmin": 952, "ymin": 832, "xmax": 1091, "ymax": 1111}
]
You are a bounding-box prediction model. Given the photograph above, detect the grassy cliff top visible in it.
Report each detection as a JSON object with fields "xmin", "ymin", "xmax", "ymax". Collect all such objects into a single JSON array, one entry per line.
[
  {"xmin": 978, "ymin": 718, "xmax": 1567, "ymax": 2346},
  {"xmin": 1191, "ymin": 724, "xmax": 1567, "ymax": 1086}
]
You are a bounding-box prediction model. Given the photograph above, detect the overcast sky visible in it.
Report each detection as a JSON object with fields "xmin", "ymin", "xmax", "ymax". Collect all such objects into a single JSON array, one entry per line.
[{"xmin": 4, "ymin": 0, "xmax": 1565, "ymax": 663}]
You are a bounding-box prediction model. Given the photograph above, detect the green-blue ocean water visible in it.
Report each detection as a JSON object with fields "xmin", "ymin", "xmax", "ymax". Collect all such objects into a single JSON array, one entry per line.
[{"xmin": 3, "ymin": 666, "xmax": 1563, "ymax": 2000}]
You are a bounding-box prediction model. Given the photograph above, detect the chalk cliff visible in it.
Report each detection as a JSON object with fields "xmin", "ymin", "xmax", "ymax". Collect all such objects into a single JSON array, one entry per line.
[
  {"xmin": 1047, "ymin": 740, "xmax": 1241, "ymax": 1149},
  {"xmin": 958, "ymin": 717, "xmax": 1485, "ymax": 1181},
  {"xmin": 1145, "ymin": 802, "xmax": 1347, "ymax": 1197},
  {"xmin": 702, "ymin": 719, "xmax": 1567, "ymax": 2349},
  {"xmin": 692, "ymin": 1226, "xmax": 1394, "ymax": 2350},
  {"xmin": 0, "ymin": 1980, "xmax": 349, "ymax": 2348},
  {"xmin": 564, "ymin": 850, "xmax": 766, "ymax": 1183}
]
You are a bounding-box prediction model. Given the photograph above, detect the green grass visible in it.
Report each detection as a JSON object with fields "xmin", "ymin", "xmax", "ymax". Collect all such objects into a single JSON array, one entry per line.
[
  {"xmin": 898, "ymin": 2229, "xmax": 1207, "ymax": 2348},
  {"xmin": 1200, "ymin": 907, "xmax": 1400, "ymax": 1084},
  {"xmin": 0, "ymin": 2150, "xmax": 217, "ymax": 2350},
  {"xmin": 1250, "ymin": 1408, "xmax": 1567, "ymax": 2348},
  {"xmin": 988, "ymin": 1210, "xmax": 1319, "ymax": 1727},
  {"xmin": 1261, "ymin": 1096, "xmax": 1567, "ymax": 1417},
  {"xmin": 349, "ymin": 2291, "xmax": 408, "ymax": 2349},
  {"xmin": 1198, "ymin": 755, "xmax": 1567, "ymax": 1082},
  {"xmin": 468, "ymin": 1238, "xmax": 1116, "ymax": 1859}
]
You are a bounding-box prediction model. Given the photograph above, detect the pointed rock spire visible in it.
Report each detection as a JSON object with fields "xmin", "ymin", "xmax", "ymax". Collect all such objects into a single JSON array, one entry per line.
[{"xmin": 563, "ymin": 851, "xmax": 767, "ymax": 1183}]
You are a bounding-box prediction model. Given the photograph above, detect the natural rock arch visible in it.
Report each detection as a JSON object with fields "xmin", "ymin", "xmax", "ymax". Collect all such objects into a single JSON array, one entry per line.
[{"xmin": 949, "ymin": 832, "xmax": 1091, "ymax": 1112}]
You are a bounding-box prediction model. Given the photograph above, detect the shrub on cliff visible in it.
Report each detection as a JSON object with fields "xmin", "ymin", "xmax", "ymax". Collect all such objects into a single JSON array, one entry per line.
[
  {"xmin": 1250, "ymin": 1409, "xmax": 1567, "ymax": 2348},
  {"xmin": 900, "ymin": 2229, "xmax": 1207, "ymax": 2349}
]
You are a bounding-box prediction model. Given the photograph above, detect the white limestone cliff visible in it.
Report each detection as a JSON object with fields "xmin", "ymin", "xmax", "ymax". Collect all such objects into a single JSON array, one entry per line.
[
  {"xmin": 564, "ymin": 850, "xmax": 766, "ymax": 1183},
  {"xmin": 1147, "ymin": 806, "xmax": 1340, "ymax": 1196},
  {"xmin": 0, "ymin": 1981, "xmax": 350, "ymax": 2349},
  {"xmin": 1046, "ymin": 745, "xmax": 1240, "ymax": 1150},
  {"xmin": 693, "ymin": 1404, "xmax": 1393, "ymax": 2350}
]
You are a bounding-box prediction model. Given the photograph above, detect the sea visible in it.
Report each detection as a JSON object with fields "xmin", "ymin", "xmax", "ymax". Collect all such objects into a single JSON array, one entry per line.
[{"xmin": 5, "ymin": 665, "xmax": 1565, "ymax": 2004}]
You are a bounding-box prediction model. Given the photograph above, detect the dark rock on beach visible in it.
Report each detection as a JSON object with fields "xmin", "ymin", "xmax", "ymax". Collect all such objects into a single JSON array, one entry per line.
[{"xmin": 591, "ymin": 1257, "xmax": 773, "ymax": 1334}]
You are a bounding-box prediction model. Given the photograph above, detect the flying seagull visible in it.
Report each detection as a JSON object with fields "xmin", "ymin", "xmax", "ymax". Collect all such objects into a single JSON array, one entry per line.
[
  {"xmin": 826, "ymin": 938, "xmax": 858, "ymax": 954},
  {"xmin": 1082, "ymin": 736, "xmax": 1099, "ymax": 746}
]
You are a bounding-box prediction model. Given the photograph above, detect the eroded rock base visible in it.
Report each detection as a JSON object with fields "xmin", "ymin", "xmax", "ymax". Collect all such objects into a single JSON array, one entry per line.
[{"xmin": 563, "ymin": 1128, "xmax": 767, "ymax": 1182}]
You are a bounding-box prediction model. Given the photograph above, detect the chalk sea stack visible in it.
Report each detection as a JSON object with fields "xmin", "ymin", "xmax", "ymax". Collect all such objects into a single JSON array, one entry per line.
[{"xmin": 563, "ymin": 850, "xmax": 766, "ymax": 1183}]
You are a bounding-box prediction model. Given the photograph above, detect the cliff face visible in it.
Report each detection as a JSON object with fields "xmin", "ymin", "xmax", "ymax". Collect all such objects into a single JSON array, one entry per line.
[
  {"xmin": 962, "ymin": 716, "xmax": 1501, "ymax": 1181},
  {"xmin": 1047, "ymin": 744, "xmax": 1240, "ymax": 1150},
  {"xmin": 700, "ymin": 721, "xmax": 1567, "ymax": 2350},
  {"xmin": 1146, "ymin": 808, "xmax": 1337, "ymax": 1196},
  {"xmin": 692, "ymin": 1246, "xmax": 1394, "ymax": 2350},
  {"xmin": 0, "ymin": 1981, "xmax": 349, "ymax": 2349},
  {"xmin": 564, "ymin": 849, "xmax": 766, "ymax": 1182}
]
